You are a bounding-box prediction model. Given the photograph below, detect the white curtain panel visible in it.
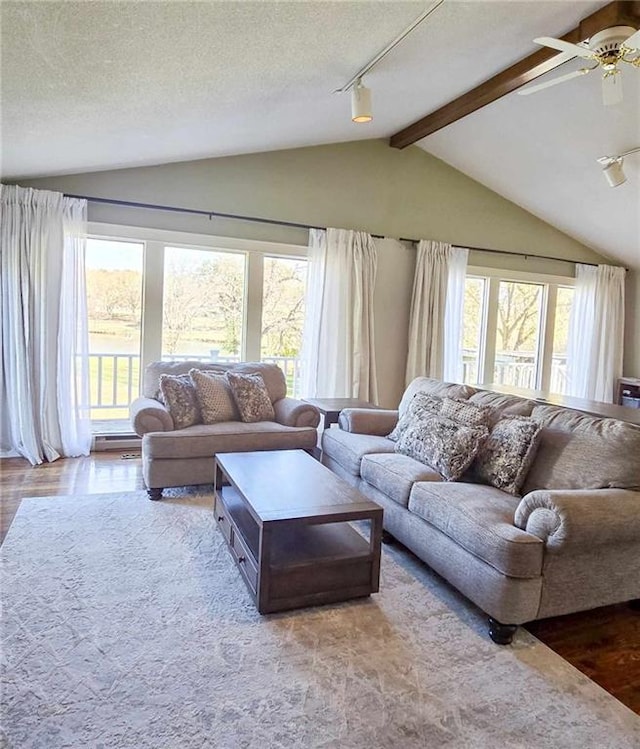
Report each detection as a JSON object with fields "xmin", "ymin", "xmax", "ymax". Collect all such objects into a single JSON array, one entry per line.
[
  {"xmin": 0, "ymin": 185, "xmax": 91, "ymax": 464},
  {"xmin": 405, "ymin": 240, "xmax": 468, "ymax": 384},
  {"xmin": 566, "ymin": 263, "xmax": 625, "ymax": 403},
  {"xmin": 301, "ymin": 228, "xmax": 378, "ymax": 401}
]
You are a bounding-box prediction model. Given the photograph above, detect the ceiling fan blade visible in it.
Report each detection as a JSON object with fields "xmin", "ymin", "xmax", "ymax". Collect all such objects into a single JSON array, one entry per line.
[
  {"xmin": 534, "ymin": 36, "xmax": 594, "ymax": 60},
  {"xmin": 622, "ymin": 28, "xmax": 640, "ymax": 51},
  {"xmin": 517, "ymin": 68, "xmax": 591, "ymax": 96},
  {"xmin": 602, "ymin": 72, "xmax": 623, "ymax": 106}
]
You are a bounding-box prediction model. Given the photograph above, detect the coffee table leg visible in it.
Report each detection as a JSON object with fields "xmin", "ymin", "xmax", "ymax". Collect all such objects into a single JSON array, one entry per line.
[{"xmin": 369, "ymin": 512, "xmax": 383, "ymax": 593}]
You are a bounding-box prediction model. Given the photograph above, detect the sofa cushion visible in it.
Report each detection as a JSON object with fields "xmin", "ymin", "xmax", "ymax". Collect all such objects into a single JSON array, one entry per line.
[
  {"xmin": 361, "ymin": 453, "xmax": 442, "ymax": 508},
  {"xmin": 387, "ymin": 392, "xmax": 443, "ymax": 442},
  {"xmin": 144, "ymin": 360, "xmax": 287, "ymax": 402},
  {"xmin": 440, "ymin": 397, "xmax": 494, "ymax": 428},
  {"xmin": 408, "ymin": 482, "xmax": 543, "ymax": 578},
  {"xmin": 190, "ymin": 369, "xmax": 238, "ymax": 423},
  {"xmin": 321, "ymin": 428, "xmax": 396, "ymax": 477},
  {"xmin": 398, "ymin": 377, "xmax": 476, "ymax": 419},
  {"xmin": 143, "ymin": 422, "xmax": 317, "ymax": 460},
  {"xmin": 472, "ymin": 416, "xmax": 542, "ymax": 496},
  {"xmin": 468, "ymin": 390, "xmax": 535, "ymax": 425},
  {"xmin": 226, "ymin": 372, "xmax": 276, "ymax": 422},
  {"xmin": 396, "ymin": 414, "xmax": 488, "ymax": 481},
  {"xmin": 523, "ymin": 405, "xmax": 640, "ymax": 493},
  {"xmin": 158, "ymin": 373, "xmax": 201, "ymax": 429}
]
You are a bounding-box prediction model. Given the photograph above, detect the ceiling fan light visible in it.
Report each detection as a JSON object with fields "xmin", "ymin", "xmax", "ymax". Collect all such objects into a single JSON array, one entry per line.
[
  {"xmin": 602, "ymin": 158, "xmax": 626, "ymax": 187},
  {"xmin": 351, "ymin": 81, "xmax": 373, "ymax": 123}
]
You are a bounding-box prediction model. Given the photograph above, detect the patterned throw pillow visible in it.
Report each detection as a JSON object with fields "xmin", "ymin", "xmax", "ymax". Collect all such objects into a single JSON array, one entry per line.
[
  {"xmin": 387, "ymin": 392, "xmax": 443, "ymax": 442},
  {"xmin": 395, "ymin": 414, "xmax": 489, "ymax": 481},
  {"xmin": 189, "ymin": 369, "xmax": 239, "ymax": 424},
  {"xmin": 440, "ymin": 397, "xmax": 494, "ymax": 428},
  {"xmin": 225, "ymin": 372, "xmax": 275, "ymax": 423},
  {"xmin": 472, "ymin": 415, "xmax": 542, "ymax": 495},
  {"xmin": 158, "ymin": 374, "xmax": 201, "ymax": 430}
]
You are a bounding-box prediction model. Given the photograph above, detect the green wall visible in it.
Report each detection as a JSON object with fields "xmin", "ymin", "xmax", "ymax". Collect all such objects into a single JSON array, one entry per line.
[
  {"xmin": 21, "ymin": 139, "xmax": 604, "ymax": 267},
  {"xmin": 20, "ymin": 138, "xmax": 631, "ymax": 402}
]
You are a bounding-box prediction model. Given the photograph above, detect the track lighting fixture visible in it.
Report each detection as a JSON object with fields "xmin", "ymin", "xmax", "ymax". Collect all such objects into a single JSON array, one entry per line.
[
  {"xmin": 335, "ymin": 0, "xmax": 445, "ymax": 124},
  {"xmin": 597, "ymin": 146, "xmax": 640, "ymax": 187},
  {"xmin": 351, "ymin": 79, "xmax": 372, "ymax": 123}
]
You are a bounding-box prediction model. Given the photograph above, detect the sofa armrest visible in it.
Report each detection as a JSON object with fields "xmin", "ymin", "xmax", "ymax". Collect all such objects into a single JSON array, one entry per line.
[
  {"xmin": 338, "ymin": 408, "xmax": 398, "ymax": 436},
  {"xmin": 514, "ymin": 488, "xmax": 640, "ymax": 549},
  {"xmin": 130, "ymin": 397, "xmax": 174, "ymax": 436},
  {"xmin": 273, "ymin": 397, "xmax": 320, "ymax": 428}
]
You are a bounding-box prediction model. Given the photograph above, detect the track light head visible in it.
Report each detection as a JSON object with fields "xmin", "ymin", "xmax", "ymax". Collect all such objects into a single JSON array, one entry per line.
[
  {"xmin": 603, "ymin": 158, "xmax": 626, "ymax": 187},
  {"xmin": 351, "ymin": 80, "xmax": 373, "ymax": 123},
  {"xmin": 597, "ymin": 156, "xmax": 627, "ymax": 187},
  {"xmin": 597, "ymin": 146, "xmax": 640, "ymax": 187}
]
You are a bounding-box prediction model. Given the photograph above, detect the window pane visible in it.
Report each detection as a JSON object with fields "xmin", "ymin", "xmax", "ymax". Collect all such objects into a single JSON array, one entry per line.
[
  {"xmin": 86, "ymin": 238, "xmax": 143, "ymax": 427},
  {"xmin": 261, "ymin": 256, "xmax": 307, "ymax": 396},
  {"xmin": 462, "ymin": 277, "xmax": 486, "ymax": 385},
  {"xmin": 162, "ymin": 247, "xmax": 246, "ymax": 361},
  {"xmin": 550, "ymin": 286, "xmax": 574, "ymax": 395},
  {"xmin": 493, "ymin": 281, "xmax": 543, "ymax": 389}
]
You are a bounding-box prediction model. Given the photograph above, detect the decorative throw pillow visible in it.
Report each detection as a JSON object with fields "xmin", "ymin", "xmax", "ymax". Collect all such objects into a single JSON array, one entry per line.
[
  {"xmin": 158, "ymin": 373, "xmax": 201, "ymax": 430},
  {"xmin": 440, "ymin": 397, "xmax": 494, "ymax": 428},
  {"xmin": 226, "ymin": 372, "xmax": 275, "ymax": 423},
  {"xmin": 387, "ymin": 392, "xmax": 443, "ymax": 442},
  {"xmin": 189, "ymin": 369, "xmax": 239, "ymax": 424},
  {"xmin": 472, "ymin": 415, "xmax": 542, "ymax": 495},
  {"xmin": 395, "ymin": 414, "xmax": 489, "ymax": 481}
]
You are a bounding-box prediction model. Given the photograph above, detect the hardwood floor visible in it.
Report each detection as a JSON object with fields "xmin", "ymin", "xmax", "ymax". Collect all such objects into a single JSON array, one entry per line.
[{"xmin": 1, "ymin": 452, "xmax": 638, "ymax": 714}]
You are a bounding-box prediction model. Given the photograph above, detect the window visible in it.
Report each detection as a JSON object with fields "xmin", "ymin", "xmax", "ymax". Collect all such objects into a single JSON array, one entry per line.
[
  {"xmin": 260, "ymin": 256, "xmax": 307, "ymax": 396},
  {"xmin": 85, "ymin": 225, "xmax": 306, "ymax": 432},
  {"xmin": 162, "ymin": 247, "xmax": 246, "ymax": 360},
  {"xmin": 461, "ymin": 268, "xmax": 574, "ymax": 395},
  {"xmin": 462, "ymin": 277, "xmax": 486, "ymax": 386},
  {"xmin": 550, "ymin": 286, "xmax": 575, "ymax": 394},
  {"xmin": 85, "ymin": 238, "xmax": 143, "ymax": 425},
  {"xmin": 493, "ymin": 281, "xmax": 543, "ymax": 390}
]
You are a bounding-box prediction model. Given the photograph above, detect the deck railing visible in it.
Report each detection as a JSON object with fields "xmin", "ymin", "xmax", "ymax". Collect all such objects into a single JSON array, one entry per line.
[
  {"xmin": 89, "ymin": 352, "xmax": 303, "ymax": 417},
  {"xmin": 90, "ymin": 351, "xmax": 568, "ymax": 418}
]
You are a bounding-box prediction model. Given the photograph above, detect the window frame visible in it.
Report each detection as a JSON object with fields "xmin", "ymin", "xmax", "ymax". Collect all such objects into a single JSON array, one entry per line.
[
  {"xmin": 466, "ymin": 265, "xmax": 575, "ymax": 394},
  {"xmin": 87, "ymin": 222, "xmax": 307, "ymax": 387}
]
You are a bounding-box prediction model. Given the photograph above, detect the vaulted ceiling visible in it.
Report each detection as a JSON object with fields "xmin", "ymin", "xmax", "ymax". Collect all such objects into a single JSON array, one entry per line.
[{"xmin": 2, "ymin": 1, "xmax": 638, "ymax": 268}]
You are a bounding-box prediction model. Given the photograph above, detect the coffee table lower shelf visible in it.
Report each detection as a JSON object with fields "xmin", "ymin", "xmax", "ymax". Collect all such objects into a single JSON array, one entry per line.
[{"xmin": 214, "ymin": 481, "xmax": 382, "ymax": 614}]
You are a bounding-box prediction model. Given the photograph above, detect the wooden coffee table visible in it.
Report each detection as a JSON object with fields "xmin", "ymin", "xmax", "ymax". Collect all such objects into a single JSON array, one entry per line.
[{"xmin": 213, "ymin": 450, "xmax": 383, "ymax": 614}]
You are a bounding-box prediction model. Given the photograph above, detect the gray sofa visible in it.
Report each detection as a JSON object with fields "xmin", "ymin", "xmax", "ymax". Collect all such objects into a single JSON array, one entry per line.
[
  {"xmin": 130, "ymin": 361, "xmax": 320, "ymax": 499},
  {"xmin": 321, "ymin": 376, "xmax": 640, "ymax": 643}
]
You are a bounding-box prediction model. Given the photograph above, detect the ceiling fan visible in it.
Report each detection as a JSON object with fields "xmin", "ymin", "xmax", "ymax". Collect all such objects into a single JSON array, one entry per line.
[{"xmin": 518, "ymin": 25, "xmax": 640, "ymax": 105}]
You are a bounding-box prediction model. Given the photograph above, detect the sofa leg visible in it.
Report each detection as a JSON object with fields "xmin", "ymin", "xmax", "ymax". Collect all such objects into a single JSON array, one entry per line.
[
  {"xmin": 147, "ymin": 488, "xmax": 163, "ymax": 501},
  {"xmin": 381, "ymin": 530, "xmax": 396, "ymax": 545},
  {"xmin": 488, "ymin": 618, "xmax": 517, "ymax": 645}
]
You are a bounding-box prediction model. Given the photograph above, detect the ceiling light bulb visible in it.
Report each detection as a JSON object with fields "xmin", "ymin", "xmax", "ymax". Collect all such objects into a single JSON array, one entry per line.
[
  {"xmin": 602, "ymin": 158, "xmax": 626, "ymax": 187},
  {"xmin": 351, "ymin": 81, "xmax": 373, "ymax": 123}
]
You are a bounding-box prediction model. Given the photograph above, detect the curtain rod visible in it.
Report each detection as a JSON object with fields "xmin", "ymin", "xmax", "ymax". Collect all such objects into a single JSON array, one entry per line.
[{"xmin": 65, "ymin": 193, "xmax": 600, "ymax": 268}]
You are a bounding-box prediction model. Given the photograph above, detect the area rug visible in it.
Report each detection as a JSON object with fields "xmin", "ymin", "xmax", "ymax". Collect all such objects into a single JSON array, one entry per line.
[{"xmin": 1, "ymin": 492, "xmax": 639, "ymax": 749}]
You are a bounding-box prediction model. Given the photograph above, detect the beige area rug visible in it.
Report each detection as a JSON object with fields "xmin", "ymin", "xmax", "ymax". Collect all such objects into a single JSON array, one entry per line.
[{"xmin": 1, "ymin": 491, "xmax": 639, "ymax": 749}]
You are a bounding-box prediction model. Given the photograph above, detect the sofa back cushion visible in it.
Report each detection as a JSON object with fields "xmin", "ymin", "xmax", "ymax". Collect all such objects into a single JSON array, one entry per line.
[
  {"xmin": 398, "ymin": 377, "xmax": 476, "ymax": 419},
  {"xmin": 468, "ymin": 390, "xmax": 535, "ymax": 425},
  {"xmin": 523, "ymin": 405, "xmax": 640, "ymax": 493},
  {"xmin": 144, "ymin": 360, "xmax": 287, "ymax": 403}
]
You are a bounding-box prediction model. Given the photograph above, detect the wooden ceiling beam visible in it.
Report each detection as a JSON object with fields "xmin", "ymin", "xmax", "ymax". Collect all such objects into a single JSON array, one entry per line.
[{"xmin": 389, "ymin": 1, "xmax": 640, "ymax": 150}]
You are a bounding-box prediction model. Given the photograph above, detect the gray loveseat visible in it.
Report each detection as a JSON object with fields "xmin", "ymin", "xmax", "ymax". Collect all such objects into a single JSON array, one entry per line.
[
  {"xmin": 130, "ymin": 360, "xmax": 320, "ymax": 499},
  {"xmin": 321, "ymin": 377, "xmax": 640, "ymax": 643}
]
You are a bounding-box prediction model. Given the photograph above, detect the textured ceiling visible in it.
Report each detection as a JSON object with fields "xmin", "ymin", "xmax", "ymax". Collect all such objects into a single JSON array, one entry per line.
[{"xmin": 1, "ymin": 1, "xmax": 638, "ymax": 268}]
